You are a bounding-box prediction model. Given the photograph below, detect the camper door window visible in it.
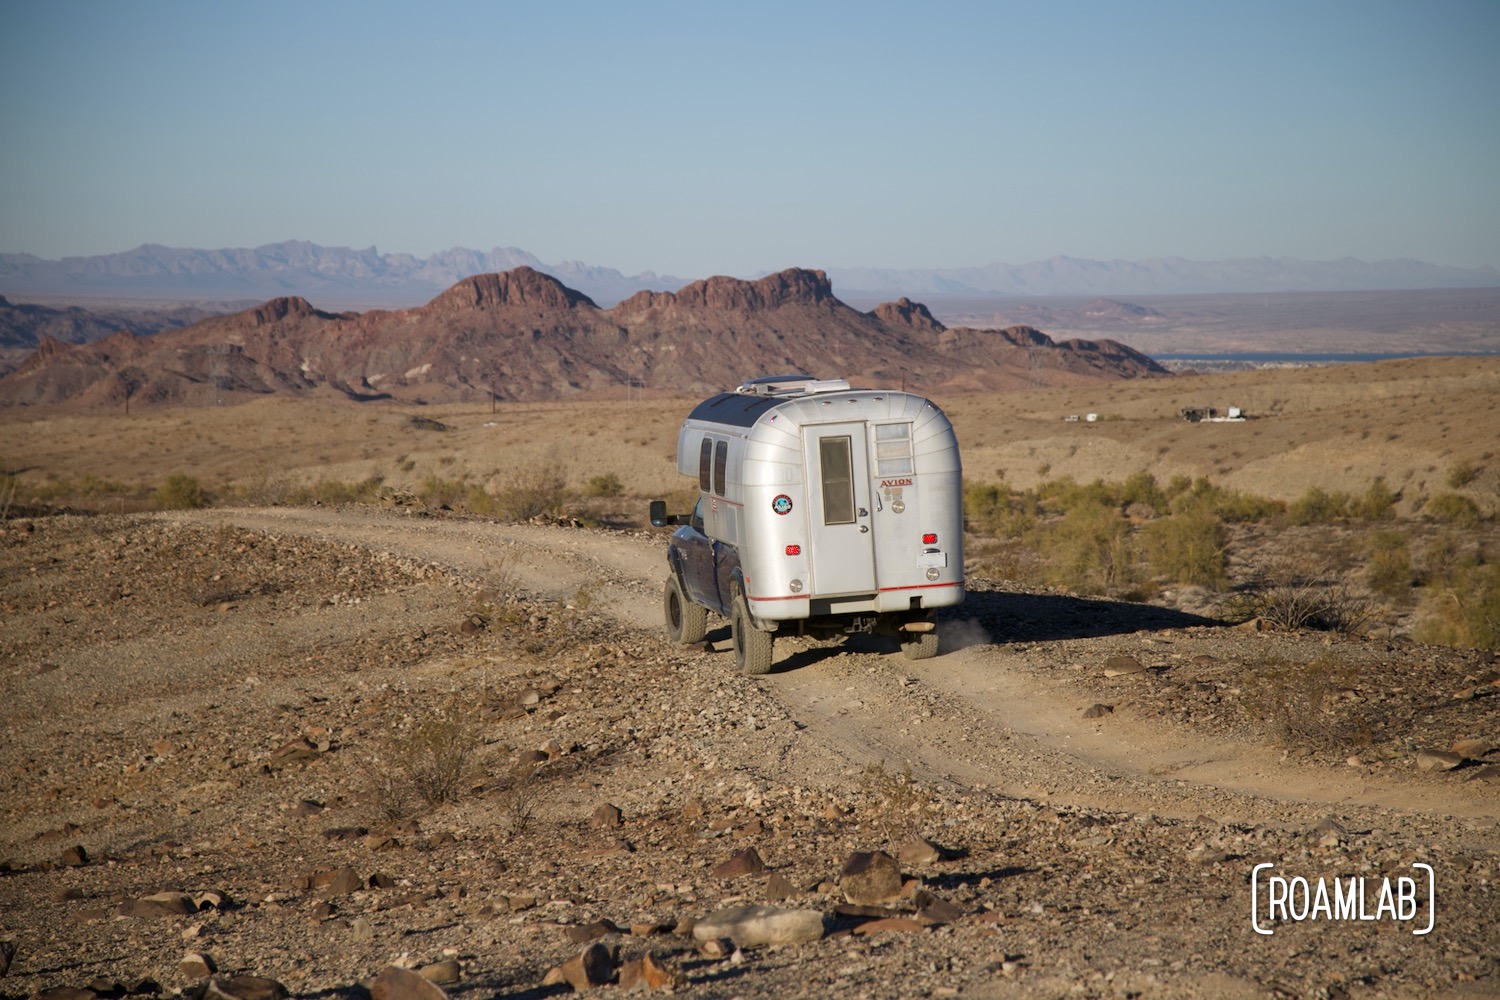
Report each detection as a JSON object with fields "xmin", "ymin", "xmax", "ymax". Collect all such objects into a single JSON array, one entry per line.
[{"xmin": 819, "ymin": 436, "xmax": 857, "ymax": 525}]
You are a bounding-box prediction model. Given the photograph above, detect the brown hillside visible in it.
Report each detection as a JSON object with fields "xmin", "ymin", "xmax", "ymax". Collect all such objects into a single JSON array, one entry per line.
[{"xmin": 0, "ymin": 267, "xmax": 1167, "ymax": 408}]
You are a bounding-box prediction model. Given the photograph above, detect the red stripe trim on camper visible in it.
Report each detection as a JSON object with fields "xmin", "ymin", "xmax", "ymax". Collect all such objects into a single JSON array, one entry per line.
[{"xmin": 878, "ymin": 582, "xmax": 963, "ymax": 593}]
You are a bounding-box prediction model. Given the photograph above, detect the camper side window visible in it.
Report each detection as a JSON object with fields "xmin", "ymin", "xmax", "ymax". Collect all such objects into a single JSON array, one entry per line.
[
  {"xmin": 875, "ymin": 423, "xmax": 914, "ymax": 477},
  {"xmin": 698, "ymin": 439, "xmax": 713, "ymax": 492},
  {"xmin": 713, "ymin": 440, "xmax": 728, "ymax": 495},
  {"xmin": 819, "ymin": 436, "xmax": 856, "ymax": 524}
]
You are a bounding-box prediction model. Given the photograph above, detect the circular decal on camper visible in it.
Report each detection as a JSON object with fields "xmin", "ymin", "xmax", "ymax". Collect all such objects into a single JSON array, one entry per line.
[{"xmin": 772, "ymin": 494, "xmax": 794, "ymax": 515}]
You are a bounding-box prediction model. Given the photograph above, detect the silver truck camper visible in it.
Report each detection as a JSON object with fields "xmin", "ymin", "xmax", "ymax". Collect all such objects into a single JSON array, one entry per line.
[{"xmin": 650, "ymin": 375, "xmax": 965, "ymax": 674}]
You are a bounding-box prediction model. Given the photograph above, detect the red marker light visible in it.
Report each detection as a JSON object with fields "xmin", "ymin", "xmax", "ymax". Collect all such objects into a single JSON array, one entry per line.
[
  {"xmin": 785, "ymin": 544, "xmax": 801, "ymax": 556},
  {"xmin": 922, "ymin": 533, "xmax": 938, "ymax": 545}
]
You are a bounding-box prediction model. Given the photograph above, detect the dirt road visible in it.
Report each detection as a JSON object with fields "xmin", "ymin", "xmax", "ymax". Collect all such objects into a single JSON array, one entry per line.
[
  {"xmin": 3, "ymin": 506, "xmax": 1496, "ymax": 998},
  {"xmin": 184, "ymin": 506, "xmax": 1496, "ymax": 827}
]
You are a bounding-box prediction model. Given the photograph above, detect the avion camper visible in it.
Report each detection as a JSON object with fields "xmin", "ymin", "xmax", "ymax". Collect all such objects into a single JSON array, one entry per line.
[{"xmin": 650, "ymin": 375, "xmax": 965, "ymax": 674}]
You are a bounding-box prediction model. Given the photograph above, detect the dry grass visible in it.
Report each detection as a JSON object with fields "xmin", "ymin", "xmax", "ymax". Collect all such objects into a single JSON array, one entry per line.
[
  {"xmin": 370, "ymin": 697, "xmax": 488, "ymax": 819},
  {"xmin": 1234, "ymin": 655, "xmax": 1373, "ymax": 752}
]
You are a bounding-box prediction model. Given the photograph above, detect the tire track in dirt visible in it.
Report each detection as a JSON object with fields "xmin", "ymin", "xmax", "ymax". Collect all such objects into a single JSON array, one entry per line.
[{"xmin": 179, "ymin": 507, "xmax": 1498, "ymax": 832}]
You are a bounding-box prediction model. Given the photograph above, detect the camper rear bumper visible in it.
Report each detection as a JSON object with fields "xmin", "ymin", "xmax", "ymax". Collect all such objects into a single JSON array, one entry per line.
[{"xmin": 748, "ymin": 581, "xmax": 964, "ymax": 621}]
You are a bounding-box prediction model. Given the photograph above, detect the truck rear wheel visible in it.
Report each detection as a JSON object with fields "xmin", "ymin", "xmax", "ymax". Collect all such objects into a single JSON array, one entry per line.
[
  {"xmin": 664, "ymin": 576, "xmax": 708, "ymax": 644},
  {"xmin": 900, "ymin": 630, "xmax": 939, "ymax": 660},
  {"xmin": 731, "ymin": 594, "xmax": 774, "ymax": 675}
]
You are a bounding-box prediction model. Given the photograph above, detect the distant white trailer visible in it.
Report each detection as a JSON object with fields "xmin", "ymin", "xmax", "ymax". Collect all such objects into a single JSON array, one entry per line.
[{"xmin": 650, "ymin": 375, "xmax": 965, "ymax": 673}]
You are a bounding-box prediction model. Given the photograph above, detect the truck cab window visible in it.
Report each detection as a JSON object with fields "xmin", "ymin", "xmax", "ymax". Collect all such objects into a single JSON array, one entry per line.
[{"xmin": 819, "ymin": 435, "xmax": 856, "ymax": 524}]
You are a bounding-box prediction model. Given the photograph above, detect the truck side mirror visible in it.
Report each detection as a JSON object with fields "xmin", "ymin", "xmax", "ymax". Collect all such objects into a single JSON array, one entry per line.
[{"xmin": 649, "ymin": 499, "xmax": 669, "ymax": 528}]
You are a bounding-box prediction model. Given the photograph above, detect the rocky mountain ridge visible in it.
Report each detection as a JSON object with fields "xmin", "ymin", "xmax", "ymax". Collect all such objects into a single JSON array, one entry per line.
[{"xmin": 0, "ymin": 267, "xmax": 1168, "ymax": 408}]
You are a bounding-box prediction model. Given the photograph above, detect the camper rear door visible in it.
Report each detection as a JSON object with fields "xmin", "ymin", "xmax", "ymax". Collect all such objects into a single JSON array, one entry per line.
[{"xmin": 803, "ymin": 422, "xmax": 877, "ymax": 596}]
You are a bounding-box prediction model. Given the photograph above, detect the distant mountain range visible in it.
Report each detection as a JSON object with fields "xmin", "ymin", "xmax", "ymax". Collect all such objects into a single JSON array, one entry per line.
[
  {"xmin": 0, "ymin": 267, "xmax": 1169, "ymax": 407},
  {"xmin": 1, "ymin": 242, "xmax": 1494, "ymax": 308}
]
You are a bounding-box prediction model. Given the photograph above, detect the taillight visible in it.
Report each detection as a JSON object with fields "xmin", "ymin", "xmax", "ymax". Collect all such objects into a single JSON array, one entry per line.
[
  {"xmin": 785, "ymin": 544, "xmax": 801, "ymax": 556},
  {"xmin": 922, "ymin": 533, "xmax": 937, "ymax": 545}
]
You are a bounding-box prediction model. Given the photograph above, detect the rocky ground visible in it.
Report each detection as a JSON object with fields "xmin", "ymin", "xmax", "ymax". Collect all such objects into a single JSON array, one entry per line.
[{"xmin": 2, "ymin": 507, "xmax": 1497, "ymax": 1000}]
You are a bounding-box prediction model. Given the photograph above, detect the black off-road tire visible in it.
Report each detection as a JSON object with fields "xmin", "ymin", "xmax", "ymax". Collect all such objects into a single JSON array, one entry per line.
[
  {"xmin": 900, "ymin": 630, "xmax": 940, "ymax": 660},
  {"xmin": 664, "ymin": 575, "xmax": 708, "ymax": 644},
  {"xmin": 731, "ymin": 594, "xmax": 774, "ymax": 675}
]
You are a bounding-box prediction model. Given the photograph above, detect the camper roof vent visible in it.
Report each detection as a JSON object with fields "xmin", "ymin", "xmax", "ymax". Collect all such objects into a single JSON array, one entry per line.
[{"xmin": 736, "ymin": 375, "xmax": 851, "ymax": 397}]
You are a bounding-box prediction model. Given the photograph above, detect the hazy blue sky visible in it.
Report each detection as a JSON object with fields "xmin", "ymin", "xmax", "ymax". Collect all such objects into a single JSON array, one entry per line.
[{"xmin": 2, "ymin": 0, "xmax": 1497, "ymax": 277}]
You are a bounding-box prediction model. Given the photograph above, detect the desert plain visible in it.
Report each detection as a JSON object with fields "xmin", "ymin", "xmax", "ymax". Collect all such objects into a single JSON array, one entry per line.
[{"xmin": 2, "ymin": 355, "xmax": 1499, "ymax": 999}]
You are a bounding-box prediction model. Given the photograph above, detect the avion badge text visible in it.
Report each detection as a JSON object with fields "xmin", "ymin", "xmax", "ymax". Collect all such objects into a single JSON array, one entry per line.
[{"xmin": 1250, "ymin": 862, "xmax": 1435, "ymax": 936}]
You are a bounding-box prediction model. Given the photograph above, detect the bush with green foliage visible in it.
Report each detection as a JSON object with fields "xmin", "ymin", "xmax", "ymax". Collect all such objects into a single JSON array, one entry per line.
[
  {"xmin": 1286, "ymin": 486, "xmax": 1352, "ymax": 525},
  {"xmin": 152, "ymin": 474, "xmax": 207, "ymax": 510},
  {"xmin": 289, "ymin": 474, "xmax": 387, "ymax": 506},
  {"xmin": 1038, "ymin": 497, "xmax": 1138, "ymax": 595},
  {"xmin": 1353, "ymin": 478, "xmax": 1398, "ymax": 521},
  {"xmin": 1414, "ymin": 553, "xmax": 1500, "ymax": 650},
  {"xmin": 585, "ymin": 472, "xmax": 624, "ymax": 498},
  {"xmin": 1423, "ymin": 492, "xmax": 1482, "ymax": 527},
  {"xmin": 1365, "ymin": 530, "xmax": 1415, "ymax": 602},
  {"xmin": 963, "ymin": 479, "xmax": 1040, "ymax": 539},
  {"xmin": 1141, "ymin": 501, "xmax": 1228, "ymax": 588}
]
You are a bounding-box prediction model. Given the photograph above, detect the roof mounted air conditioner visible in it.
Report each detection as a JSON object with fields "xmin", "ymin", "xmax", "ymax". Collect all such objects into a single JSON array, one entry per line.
[{"xmin": 735, "ymin": 375, "xmax": 851, "ymax": 397}]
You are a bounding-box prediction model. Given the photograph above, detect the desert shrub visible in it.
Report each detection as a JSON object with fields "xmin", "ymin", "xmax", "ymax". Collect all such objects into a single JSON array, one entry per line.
[
  {"xmin": 1365, "ymin": 530, "xmax": 1416, "ymax": 602},
  {"xmin": 462, "ymin": 483, "xmax": 500, "ymax": 517},
  {"xmin": 1219, "ymin": 555, "xmax": 1374, "ymax": 634},
  {"xmin": 152, "ymin": 474, "xmax": 207, "ymax": 510},
  {"xmin": 240, "ymin": 461, "xmax": 293, "ymax": 505},
  {"xmin": 372, "ymin": 698, "xmax": 486, "ymax": 818},
  {"xmin": 1040, "ymin": 476, "xmax": 1119, "ymax": 515},
  {"xmin": 1039, "ymin": 498, "xmax": 1138, "ymax": 595},
  {"xmin": 1119, "ymin": 470, "xmax": 1167, "ymax": 512},
  {"xmin": 1352, "ymin": 478, "xmax": 1398, "ymax": 521},
  {"xmin": 584, "ymin": 472, "xmax": 625, "ymax": 498},
  {"xmin": 1213, "ymin": 489, "xmax": 1285, "ymax": 523},
  {"xmin": 302, "ymin": 474, "xmax": 386, "ymax": 506},
  {"xmin": 1447, "ymin": 460, "xmax": 1481, "ymax": 489},
  {"xmin": 1167, "ymin": 477, "xmax": 1281, "ymax": 523},
  {"xmin": 1141, "ymin": 501, "xmax": 1228, "ymax": 588},
  {"xmin": 25, "ymin": 474, "xmax": 134, "ymax": 505},
  {"xmin": 1236, "ymin": 656, "xmax": 1370, "ymax": 750},
  {"xmin": 964, "ymin": 480, "xmax": 1040, "ymax": 538},
  {"xmin": 493, "ymin": 460, "xmax": 570, "ymax": 522},
  {"xmin": 418, "ymin": 474, "xmax": 469, "ymax": 509},
  {"xmin": 1422, "ymin": 492, "xmax": 1482, "ymax": 527},
  {"xmin": 1414, "ymin": 558, "xmax": 1500, "ymax": 651},
  {"xmin": 1286, "ymin": 486, "xmax": 1351, "ymax": 525}
]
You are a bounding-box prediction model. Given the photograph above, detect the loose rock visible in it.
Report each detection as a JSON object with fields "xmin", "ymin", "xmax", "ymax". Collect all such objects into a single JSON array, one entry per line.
[
  {"xmin": 840, "ymin": 851, "xmax": 903, "ymax": 905},
  {"xmin": 692, "ymin": 905, "xmax": 826, "ymax": 948}
]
